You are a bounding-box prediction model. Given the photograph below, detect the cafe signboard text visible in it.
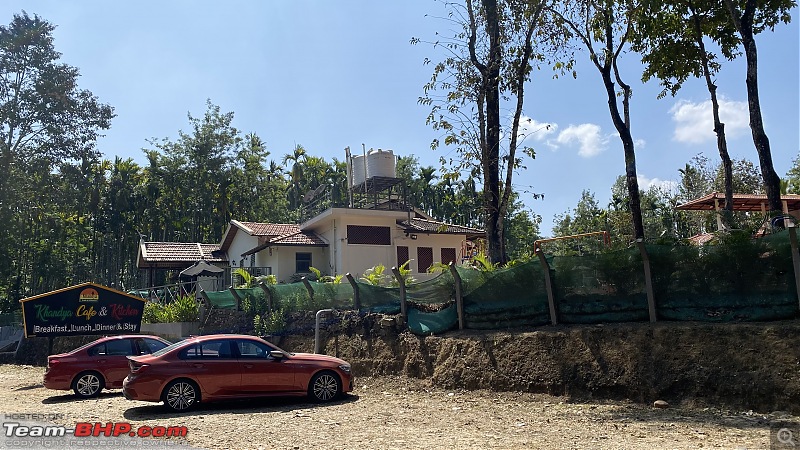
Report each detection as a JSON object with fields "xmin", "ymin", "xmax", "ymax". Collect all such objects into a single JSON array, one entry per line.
[{"xmin": 21, "ymin": 283, "xmax": 146, "ymax": 338}]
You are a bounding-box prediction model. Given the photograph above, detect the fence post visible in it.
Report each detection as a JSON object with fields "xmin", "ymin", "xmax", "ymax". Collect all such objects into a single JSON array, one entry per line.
[
  {"xmin": 787, "ymin": 221, "xmax": 800, "ymax": 310},
  {"xmin": 345, "ymin": 273, "xmax": 361, "ymax": 310},
  {"xmin": 228, "ymin": 286, "xmax": 242, "ymax": 311},
  {"xmin": 301, "ymin": 277, "xmax": 315, "ymax": 303},
  {"xmin": 448, "ymin": 262, "xmax": 464, "ymax": 330},
  {"xmin": 257, "ymin": 282, "xmax": 274, "ymax": 314},
  {"xmin": 391, "ymin": 267, "xmax": 407, "ymax": 324},
  {"xmin": 536, "ymin": 249, "xmax": 558, "ymax": 326},
  {"xmin": 635, "ymin": 239, "xmax": 657, "ymax": 323}
]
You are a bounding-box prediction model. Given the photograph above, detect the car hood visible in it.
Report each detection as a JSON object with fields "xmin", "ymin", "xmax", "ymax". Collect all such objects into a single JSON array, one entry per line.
[{"xmin": 289, "ymin": 353, "xmax": 349, "ymax": 366}]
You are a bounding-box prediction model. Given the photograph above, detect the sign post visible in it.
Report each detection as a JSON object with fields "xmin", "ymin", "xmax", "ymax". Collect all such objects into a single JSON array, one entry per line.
[{"xmin": 20, "ymin": 283, "xmax": 146, "ymax": 338}]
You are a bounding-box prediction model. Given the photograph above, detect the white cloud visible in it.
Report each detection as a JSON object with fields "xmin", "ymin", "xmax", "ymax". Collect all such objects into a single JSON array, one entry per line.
[
  {"xmin": 516, "ymin": 116, "xmax": 558, "ymax": 143},
  {"xmin": 555, "ymin": 123, "xmax": 608, "ymax": 157},
  {"xmin": 670, "ymin": 97, "xmax": 750, "ymax": 144},
  {"xmin": 638, "ymin": 175, "xmax": 678, "ymax": 192}
]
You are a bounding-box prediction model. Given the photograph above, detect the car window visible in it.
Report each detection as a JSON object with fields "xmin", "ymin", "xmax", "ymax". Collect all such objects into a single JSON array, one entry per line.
[
  {"xmin": 137, "ymin": 338, "xmax": 168, "ymax": 354},
  {"xmin": 236, "ymin": 340, "xmax": 274, "ymax": 359},
  {"xmin": 180, "ymin": 340, "xmax": 235, "ymax": 360},
  {"xmin": 87, "ymin": 343, "xmax": 105, "ymax": 356},
  {"xmin": 105, "ymin": 339, "xmax": 134, "ymax": 356}
]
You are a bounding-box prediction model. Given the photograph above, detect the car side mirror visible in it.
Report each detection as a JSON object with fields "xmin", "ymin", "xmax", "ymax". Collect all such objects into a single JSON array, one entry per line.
[{"xmin": 269, "ymin": 350, "xmax": 285, "ymax": 359}]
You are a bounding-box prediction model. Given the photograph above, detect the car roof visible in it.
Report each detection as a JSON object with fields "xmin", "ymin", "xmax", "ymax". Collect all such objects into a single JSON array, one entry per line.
[
  {"xmin": 92, "ymin": 334, "xmax": 167, "ymax": 342},
  {"xmin": 185, "ymin": 334, "xmax": 260, "ymax": 342}
]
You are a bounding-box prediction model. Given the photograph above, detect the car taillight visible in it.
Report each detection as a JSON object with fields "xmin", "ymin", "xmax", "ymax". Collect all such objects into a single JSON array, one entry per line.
[
  {"xmin": 47, "ymin": 358, "xmax": 59, "ymax": 368},
  {"xmin": 129, "ymin": 360, "xmax": 149, "ymax": 373}
]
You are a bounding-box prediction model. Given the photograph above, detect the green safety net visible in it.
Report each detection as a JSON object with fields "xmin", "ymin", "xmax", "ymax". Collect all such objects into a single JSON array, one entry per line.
[
  {"xmin": 201, "ymin": 231, "xmax": 798, "ymax": 331},
  {"xmin": 647, "ymin": 230, "xmax": 797, "ymax": 322},
  {"xmin": 462, "ymin": 260, "xmax": 551, "ymax": 329},
  {"xmin": 307, "ymin": 281, "xmax": 355, "ymax": 309},
  {"xmin": 408, "ymin": 305, "xmax": 458, "ymax": 335},
  {"xmin": 550, "ymin": 248, "xmax": 649, "ymax": 323},
  {"xmin": 203, "ymin": 290, "xmax": 237, "ymax": 309},
  {"xmin": 356, "ymin": 281, "xmax": 401, "ymax": 312},
  {"xmin": 232, "ymin": 287, "xmax": 269, "ymax": 313},
  {"xmin": 406, "ymin": 271, "xmax": 456, "ymax": 305},
  {"xmin": 265, "ymin": 283, "xmax": 311, "ymax": 311}
]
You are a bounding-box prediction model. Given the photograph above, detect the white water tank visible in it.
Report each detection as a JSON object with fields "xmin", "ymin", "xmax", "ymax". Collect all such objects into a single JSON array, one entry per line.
[
  {"xmin": 351, "ymin": 154, "xmax": 366, "ymax": 186},
  {"xmin": 366, "ymin": 148, "xmax": 396, "ymax": 179}
]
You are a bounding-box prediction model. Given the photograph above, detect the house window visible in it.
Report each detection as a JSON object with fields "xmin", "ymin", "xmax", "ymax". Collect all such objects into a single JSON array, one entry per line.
[
  {"xmin": 417, "ymin": 247, "xmax": 433, "ymax": 273},
  {"xmin": 397, "ymin": 246, "xmax": 409, "ymax": 267},
  {"xmin": 296, "ymin": 252, "xmax": 312, "ymax": 273},
  {"xmin": 441, "ymin": 248, "xmax": 457, "ymax": 265},
  {"xmin": 347, "ymin": 225, "xmax": 391, "ymax": 245}
]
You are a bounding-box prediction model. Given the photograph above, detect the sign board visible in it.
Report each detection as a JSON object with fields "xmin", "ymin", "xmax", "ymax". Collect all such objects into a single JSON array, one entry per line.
[{"xmin": 20, "ymin": 282, "xmax": 145, "ymax": 338}]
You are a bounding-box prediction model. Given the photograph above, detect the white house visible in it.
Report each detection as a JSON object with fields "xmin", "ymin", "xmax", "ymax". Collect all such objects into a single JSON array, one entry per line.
[
  {"xmin": 222, "ymin": 209, "xmax": 482, "ymax": 283},
  {"xmin": 137, "ymin": 148, "xmax": 485, "ymax": 285}
]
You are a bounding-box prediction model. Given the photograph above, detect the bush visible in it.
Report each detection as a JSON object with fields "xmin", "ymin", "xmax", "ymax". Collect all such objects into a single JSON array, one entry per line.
[{"xmin": 142, "ymin": 294, "xmax": 199, "ymax": 323}]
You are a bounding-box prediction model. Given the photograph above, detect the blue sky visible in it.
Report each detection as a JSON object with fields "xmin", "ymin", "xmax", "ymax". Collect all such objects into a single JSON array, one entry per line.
[{"xmin": 4, "ymin": 1, "xmax": 798, "ymax": 237}]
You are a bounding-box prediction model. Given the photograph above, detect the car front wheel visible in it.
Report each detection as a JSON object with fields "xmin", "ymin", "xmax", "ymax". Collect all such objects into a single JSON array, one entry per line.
[
  {"xmin": 72, "ymin": 371, "xmax": 104, "ymax": 398},
  {"xmin": 162, "ymin": 379, "xmax": 199, "ymax": 412},
  {"xmin": 308, "ymin": 371, "xmax": 341, "ymax": 402}
]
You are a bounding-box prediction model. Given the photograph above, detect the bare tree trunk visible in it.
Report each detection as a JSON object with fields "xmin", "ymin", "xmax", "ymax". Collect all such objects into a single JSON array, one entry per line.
[
  {"xmin": 690, "ymin": 7, "xmax": 734, "ymax": 228},
  {"xmin": 601, "ymin": 65, "xmax": 645, "ymax": 239},
  {"xmin": 723, "ymin": 0, "xmax": 782, "ymax": 213}
]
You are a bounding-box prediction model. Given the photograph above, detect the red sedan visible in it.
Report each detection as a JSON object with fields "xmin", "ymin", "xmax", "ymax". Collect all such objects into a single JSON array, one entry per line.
[
  {"xmin": 123, "ymin": 334, "xmax": 353, "ymax": 411},
  {"xmin": 44, "ymin": 335, "xmax": 171, "ymax": 398}
]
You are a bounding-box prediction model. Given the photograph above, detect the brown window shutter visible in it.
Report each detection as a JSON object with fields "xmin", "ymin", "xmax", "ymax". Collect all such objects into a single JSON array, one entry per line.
[
  {"xmin": 347, "ymin": 225, "xmax": 391, "ymax": 245},
  {"xmin": 397, "ymin": 246, "xmax": 409, "ymax": 267},
  {"xmin": 417, "ymin": 247, "xmax": 433, "ymax": 273},
  {"xmin": 441, "ymin": 248, "xmax": 456, "ymax": 265}
]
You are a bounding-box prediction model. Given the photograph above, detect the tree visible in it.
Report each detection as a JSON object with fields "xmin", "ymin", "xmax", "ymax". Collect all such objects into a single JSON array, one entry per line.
[
  {"xmin": 415, "ymin": 0, "xmax": 559, "ymax": 264},
  {"xmin": 722, "ymin": 0, "xmax": 795, "ymax": 213},
  {"xmin": 0, "ymin": 12, "xmax": 114, "ymax": 303},
  {"xmin": 785, "ymin": 154, "xmax": 800, "ymax": 194},
  {"xmin": 632, "ymin": 0, "xmax": 740, "ymax": 228},
  {"xmin": 550, "ymin": 0, "xmax": 646, "ymax": 240}
]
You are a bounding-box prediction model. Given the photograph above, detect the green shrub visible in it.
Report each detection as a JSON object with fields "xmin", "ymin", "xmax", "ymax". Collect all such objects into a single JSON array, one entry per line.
[
  {"xmin": 141, "ymin": 294, "xmax": 199, "ymax": 323},
  {"xmin": 254, "ymin": 308, "xmax": 286, "ymax": 336}
]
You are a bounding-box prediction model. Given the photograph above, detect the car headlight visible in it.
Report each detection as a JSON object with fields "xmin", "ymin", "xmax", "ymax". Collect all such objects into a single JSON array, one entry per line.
[{"xmin": 338, "ymin": 364, "xmax": 351, "ymax": 374}]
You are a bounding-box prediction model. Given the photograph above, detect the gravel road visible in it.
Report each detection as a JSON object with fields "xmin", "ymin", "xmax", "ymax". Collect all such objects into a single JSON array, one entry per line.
[{"xmin": 0, "ymin": 364, "xmax": 793, "ymax": 449}]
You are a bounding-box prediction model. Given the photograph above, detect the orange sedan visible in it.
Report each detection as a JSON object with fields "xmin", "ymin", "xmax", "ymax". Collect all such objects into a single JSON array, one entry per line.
[{"xmin": 123, "ymin": 334, "xmax": 353, "ymax": 411}]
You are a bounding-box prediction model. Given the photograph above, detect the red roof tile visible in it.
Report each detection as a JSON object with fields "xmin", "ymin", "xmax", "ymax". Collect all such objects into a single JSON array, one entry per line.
[
  {"xmin": 138, "ymin": 242, "xmax": 226, "ymax": 269},
  {"xmin": 239, "ymin": 222, "xmax": 299, "ymax": 237}
]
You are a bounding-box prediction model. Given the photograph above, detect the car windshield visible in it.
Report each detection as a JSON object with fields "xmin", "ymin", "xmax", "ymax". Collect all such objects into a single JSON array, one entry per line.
[{"xmin": 150, "ymin": 339, "xmax": 188, "ymax": 357}]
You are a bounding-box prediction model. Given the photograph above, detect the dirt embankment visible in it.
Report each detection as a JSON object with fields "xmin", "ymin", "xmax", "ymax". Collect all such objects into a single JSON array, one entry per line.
[
  {"xmin": 8, "ymin": 313, "xmax": 800, "ymax": 414},
  {"xmin": 281, "ymin": 316, "xmax": 800, "ymax": 414}
]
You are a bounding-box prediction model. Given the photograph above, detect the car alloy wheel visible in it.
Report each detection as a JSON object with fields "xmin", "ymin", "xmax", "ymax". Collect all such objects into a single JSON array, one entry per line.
[
  {"xmin": 311, "ymin": 372, "xmax": 340, "ymax": 402},
  {"xmin": 73, "ymin": 372, "xmax": 103, "ymax": 398},
  {"xmin": 165, "ymin": 380, "xmax": 197, "ymax": 412}
]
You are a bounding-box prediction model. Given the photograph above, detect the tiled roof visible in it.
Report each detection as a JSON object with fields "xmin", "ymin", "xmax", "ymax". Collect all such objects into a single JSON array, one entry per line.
[
  {"xmin": 242, "ymin": 231, "xmax": 327, "ymax": 256},
  {"xmin": 138, "ymin": 242, "xmax": 226, "ymax": 269},
  {"xmin": 238, "ymin": 222, "xmax": 298, "ymax": 237},
  {"xmin": 676, "ymin": 192, "xmax": 800, "ymax": 212},
  {"xmin": 398, "ymin": 217, "xmax": 484, "ymax": 235}
]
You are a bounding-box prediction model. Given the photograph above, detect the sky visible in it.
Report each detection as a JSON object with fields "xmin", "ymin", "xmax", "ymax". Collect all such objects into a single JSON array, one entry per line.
[{"xmin": 3, "ymin": 1, "xmax": 799, "ymax": 237}]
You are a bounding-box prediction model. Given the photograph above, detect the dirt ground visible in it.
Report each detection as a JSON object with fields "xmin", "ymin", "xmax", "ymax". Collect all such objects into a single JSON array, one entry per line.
[{"xmin": 0, "ymin": 364, "xmax": 794, "ymax": 450}]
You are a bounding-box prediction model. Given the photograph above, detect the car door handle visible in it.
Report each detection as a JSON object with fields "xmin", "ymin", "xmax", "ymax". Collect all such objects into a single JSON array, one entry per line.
[
  {"xmin": 244, "ymin": 364, "xmax": 253, "ymax": 369},
  {"xmin": 98, "ymin": 360, "xmax": 106, "ymax": 364},
  {"xmin": 193, "ymin": 363, "xmax": 204, "ymax": 368}
]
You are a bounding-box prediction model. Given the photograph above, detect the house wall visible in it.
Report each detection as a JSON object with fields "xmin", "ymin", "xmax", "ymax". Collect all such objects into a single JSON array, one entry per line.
[
  {"xmin": 306, "ymin": 209, "xmax": 468, "ymax": 282},
  {"xmin": 264, "ymin": 246, "xmax": 328, "ymax": 283},
  {"xmin": 393, "ymin": 232, "xmax": 465, "ymax": 281},
  {"xmin": 227, "ymin": 234, "xmax": 260, "ymax": 271}
]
